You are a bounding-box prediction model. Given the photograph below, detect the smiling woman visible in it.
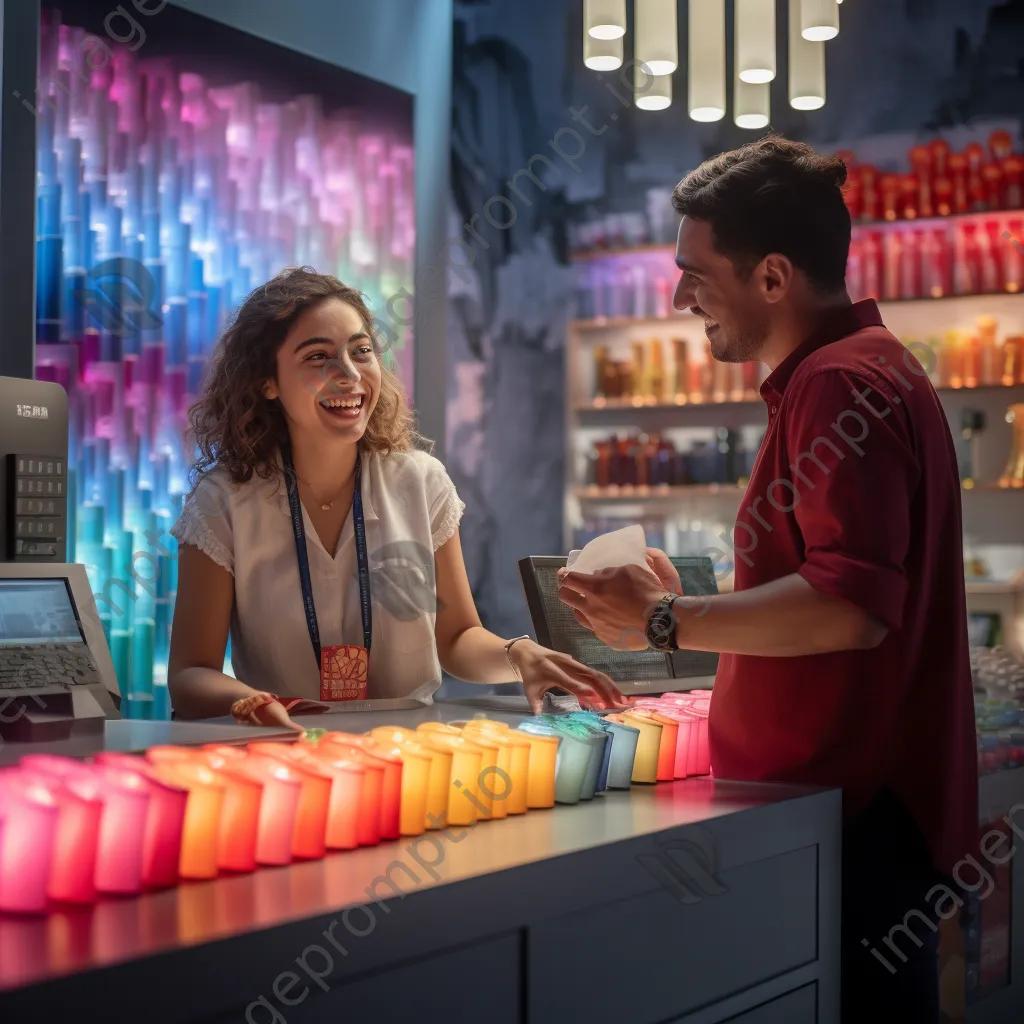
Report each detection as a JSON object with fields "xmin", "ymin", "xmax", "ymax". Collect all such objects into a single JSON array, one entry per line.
[{"xmin": 167, "ymin": 268, "xmax": 628, "ymax": 727}]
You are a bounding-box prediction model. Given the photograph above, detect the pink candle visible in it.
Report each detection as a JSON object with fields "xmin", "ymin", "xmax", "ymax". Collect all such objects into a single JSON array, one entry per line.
[
  {"xmin": 20, "ymin": 771, "xmax": 102, "ymax": 904},
  {"xmin": 299, "ymin": 753, "xmax": 366, "ymax": 850},
  {"xmin": 232, "ymin": 757, "xmax": 302, "ymax": 866},
  {"xmin": 247, "ymin": 746, "xmax": 331, "ymax": 860},
  {"xmin": 92, "ymin": 753, "xmax": 188, "ymax": 889},
  {"xmin": 0, "ymin": 770, "xmax": 60, "ymax": 914},
  {"xmin": 20, "ymin": 755, "xmax": 151, "ymax": 894}
]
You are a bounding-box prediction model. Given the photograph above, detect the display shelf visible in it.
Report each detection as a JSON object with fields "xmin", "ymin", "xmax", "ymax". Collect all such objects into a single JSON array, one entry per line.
[
  {"xmin": 572, "ymin": 381, "xmax": 1024, "ymax": 415},
  {"xmin": 569, "ymin": 209, "xmax": 1024, "ymax": 263}
]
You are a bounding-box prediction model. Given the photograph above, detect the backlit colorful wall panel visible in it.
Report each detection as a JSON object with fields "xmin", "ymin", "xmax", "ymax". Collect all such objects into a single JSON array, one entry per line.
[{"xmin": 33, "ymin": 4, "xmax": 415, "ymax": 718}]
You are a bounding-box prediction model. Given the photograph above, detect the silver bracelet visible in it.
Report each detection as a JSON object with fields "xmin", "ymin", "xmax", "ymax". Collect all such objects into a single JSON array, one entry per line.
[{"xmin": 504, "ymin": 635, "xmax": 531, "ymax": 680}]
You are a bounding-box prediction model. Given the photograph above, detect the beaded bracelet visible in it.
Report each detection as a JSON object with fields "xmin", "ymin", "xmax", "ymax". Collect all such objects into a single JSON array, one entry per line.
[{"xmin": 230, "ymin": 692, "xmax": 276, "ymax": 725}]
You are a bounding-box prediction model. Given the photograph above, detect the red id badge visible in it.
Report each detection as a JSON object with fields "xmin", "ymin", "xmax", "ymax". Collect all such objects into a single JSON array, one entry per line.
[{"xmin": 319, "ymin": 644, "xmax": 369, "ymax": 702}]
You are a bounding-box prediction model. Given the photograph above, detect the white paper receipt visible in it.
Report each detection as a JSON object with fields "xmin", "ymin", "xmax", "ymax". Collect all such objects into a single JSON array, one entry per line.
[{"xmin": 565, "ymin": 524, "xmax": 648, "ymax": 575}]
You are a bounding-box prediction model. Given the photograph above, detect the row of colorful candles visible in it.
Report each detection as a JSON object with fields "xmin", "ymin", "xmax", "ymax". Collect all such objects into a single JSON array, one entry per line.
[{"xmin": 0, "ymin": 695, "xmax": 710, "ymax": 915}]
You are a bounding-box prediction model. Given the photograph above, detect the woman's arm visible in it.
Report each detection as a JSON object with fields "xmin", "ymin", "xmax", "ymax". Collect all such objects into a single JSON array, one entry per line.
[
  {"xmin": 433, "ymin": 530, "xmax": 627, "ymax": 712},
  {"xmin": 167, "ymin": 545, "xmax": 299, "ymax": 728}
]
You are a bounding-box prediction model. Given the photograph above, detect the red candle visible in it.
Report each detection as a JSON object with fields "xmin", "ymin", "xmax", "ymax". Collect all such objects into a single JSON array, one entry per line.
[
  {"xmin": 307, "ymin": 747, "xmax": 382, "ymax": 846},
  {"xmin": 317, "ymin": 734, "xmax": 403, "ymax": 839},
  {"xmin": 230, "ymin": 757, "xmax": 302, "ymax": 866},
  {"xmin": 296, "ymin": 752, "xmax": 365, "ymax": 849},
  {"xmin": 0, "ymin": 770, "xmax": 59, "ymax": 914},
  {"xmin": 246, "ymin": 747, "xmax": 331, "ymax": 860},
  {"xmin": 92, "ymin": 753, "xmax": 187, "ymax": 889}
]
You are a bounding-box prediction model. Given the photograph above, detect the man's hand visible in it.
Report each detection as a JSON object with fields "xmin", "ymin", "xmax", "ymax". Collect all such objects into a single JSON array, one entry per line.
[
  {"xmin": 645, "ymin": 547, "xmax": 681, "ymax": 593},
  {"xmin": 557, "ymin": 563, "xmax": 667, "ymax": 651}
]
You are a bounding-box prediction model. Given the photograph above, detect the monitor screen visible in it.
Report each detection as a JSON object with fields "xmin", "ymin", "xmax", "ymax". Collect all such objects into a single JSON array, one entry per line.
[{"xmin": 0, "ymin": 578, "xmax": 84, "ymax": 645}]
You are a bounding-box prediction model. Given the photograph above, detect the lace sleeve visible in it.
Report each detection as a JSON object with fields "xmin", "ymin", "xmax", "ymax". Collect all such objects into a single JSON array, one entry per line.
[
  {"xmin": 423, "ymin": 456, "xmax": 466, "ymax": 552},
  {"xmin": 170, "ymin": 476, "xmax": 235, "ymax": 574}
]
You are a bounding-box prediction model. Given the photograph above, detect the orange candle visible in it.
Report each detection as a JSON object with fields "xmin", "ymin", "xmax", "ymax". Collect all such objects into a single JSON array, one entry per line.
[
  {"xmin": 511, "ymin": 729, "xmax": 559, "ymax": 808},
  {"xmin": 200, "ymin": 751, "xmax": 264, "ymax": 873},
  {"xmin": 304, "ymin": 750, "xmax": 372, "ymax": 849},
  {"xmin": 317, "ymin": 734, "xmax": 403, "ymax": 839},
  {"xmin": 458, "ymin": 721, "xmax": 530, "ymax": 816},
  {"xmin": 247, "ymin": 745, "xmax": 331, "ymax": 860},
  {"xmin": 151, "ymin": 763, "xmax": 225, "ymax": 880},
  {"xmin": 414, "ymin": 729, "xmax": 484, "ymax": 827},
  {"xmin": 370, "ymin": 728, "xmax": 452, "ymax": 830},
  {"xmin": 417, "ymin": 723, "xmax": 504, "ymax": 819},
  {"xmin": 145, "ymin": 745, "xmax": 200, "ymax": 766},
  {"xmin": 366, "ymin": 741, "xmax": 431, "ymax": 837}
]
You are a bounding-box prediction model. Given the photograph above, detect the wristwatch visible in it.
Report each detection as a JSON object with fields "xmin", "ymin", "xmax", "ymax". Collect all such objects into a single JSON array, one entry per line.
[{"xmin": 645, "ymin": 595, "xmax": 680, "ymax": 652}]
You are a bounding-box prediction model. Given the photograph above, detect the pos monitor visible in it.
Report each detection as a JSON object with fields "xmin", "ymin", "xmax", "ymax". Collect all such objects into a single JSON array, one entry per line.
[
  {"xmin": 0, "ymin": 378, "xmax": 120, "ymax": 740},
  {"xmin": 518, "ymin": 554, "xmax": 720, "ymax": 696}
]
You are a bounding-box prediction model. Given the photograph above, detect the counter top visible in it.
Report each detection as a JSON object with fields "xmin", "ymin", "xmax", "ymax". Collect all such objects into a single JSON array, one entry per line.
[{"xmin": 0, "ymin": 701, "xmax": 834, "ymax": 1014}]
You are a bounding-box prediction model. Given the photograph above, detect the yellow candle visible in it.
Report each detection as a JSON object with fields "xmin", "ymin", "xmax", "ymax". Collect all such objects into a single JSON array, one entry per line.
[
  {"xmin": 627, "ymin": 709, "xmax": 678, "ymax": 781},
  {"xmin": 611, "ymin": 713, "xmax": 663, "ymax": 784},
  {"xmin": 370, "ymin": 728, "xmax": 451, "ymax": 830},
  {"xmin": 368, "ymin": 741, "xmax": 431, "ymax": 836},
  {"xmin": 459, "ymin": 722, "xmax": 530, "ymax": 816},
  {"xmin": 414, "ymin": 730, "xmax": 484, "ymax": 827},
  {"xmin": 416, "ymin": 723, "xmax": 498, "ymax": 819},
  {"xmin": 513, "ymin": 730, "xmax": 559, "ymax": 808},
  {"xmin": 152, "ymin": 763, "xmax": 225, "ymax": 880}
]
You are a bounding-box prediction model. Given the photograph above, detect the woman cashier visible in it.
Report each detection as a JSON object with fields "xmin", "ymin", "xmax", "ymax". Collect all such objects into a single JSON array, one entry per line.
[{"xmin": 168, "ymin": 267, "xmax": 626, "ymax": 729}]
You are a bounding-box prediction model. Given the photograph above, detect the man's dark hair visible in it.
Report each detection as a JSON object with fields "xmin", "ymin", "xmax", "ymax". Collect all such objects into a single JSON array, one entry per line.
[{"xmin": 671, "ymin": 135, "xmax": 851, "ymax": 293}]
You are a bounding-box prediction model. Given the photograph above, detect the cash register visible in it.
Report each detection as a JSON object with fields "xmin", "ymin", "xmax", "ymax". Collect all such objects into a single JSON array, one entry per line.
[{"xmin": 0, "ymin": 377, "xmax": 120, "ymax": 741}]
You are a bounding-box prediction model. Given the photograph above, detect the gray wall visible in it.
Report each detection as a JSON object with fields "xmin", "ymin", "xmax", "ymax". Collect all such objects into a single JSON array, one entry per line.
[{"xmin": 170, "ymin": 0, "xmax": 453, "ymax": 454}]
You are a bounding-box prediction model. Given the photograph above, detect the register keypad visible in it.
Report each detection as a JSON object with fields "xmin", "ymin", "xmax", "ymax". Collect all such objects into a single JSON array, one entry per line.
[{"xmin": 6, "ymin": 453, "xmax": 67, "ymax": 561}]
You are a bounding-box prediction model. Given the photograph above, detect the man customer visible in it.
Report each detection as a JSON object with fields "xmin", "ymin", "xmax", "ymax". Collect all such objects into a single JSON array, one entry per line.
[{"xmin": 558, "ymin": 136, "xmax": 977, "ymax": 1021}]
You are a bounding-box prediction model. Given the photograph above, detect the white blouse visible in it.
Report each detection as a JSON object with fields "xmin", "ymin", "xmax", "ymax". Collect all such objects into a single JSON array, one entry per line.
[{"xmin": 169, "ymin": 448, "xmax": 465, "ymax": 702}]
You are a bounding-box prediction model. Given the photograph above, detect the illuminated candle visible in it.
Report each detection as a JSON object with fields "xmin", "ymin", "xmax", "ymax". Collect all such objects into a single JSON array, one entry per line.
[
  {"xmin": 370, "ymin": 728, "xmax": 452, "ymax": 830},
  {"xmin": 151, "ymin": 762, "xmax": 224, "ymax": 880},
  {"xmin": 664, "ymin": 695, "xmax": 712, "ymax": 775},
  {"xmin": 598, "ymin": 717, "xmax": 641, "ymax": 789},
  {"xmin": 146, "ymin": 745, "xmax": 202, "ymax": 766},
  {"xmin": 21, "ymin": 756, "xmax": 151, "ymax": 894},
  {"xmin": 230, "ymin": 757, "xmax": 302, "ymax": 865},
  {"xmin": 417, "ymin": 723, "xmax": 504, "ymax": 819},
  {"xmin": 633, "ymin": 700, "xmax": 698, "ymax": 778},
  {"xmin": 367, "ymin": 741, "xmax": 431, "ymax": 837},
  {"xmin": 91, "ymin": 753, "xmax": 188, "ymax": 888},
  {"xmin": 246, "ymin": 747, "xmax": 331, "ymax": 860},
  {"xmin": 0, "ymin": 771, "xmax": 59, "ymax": 913},
  {"xmin": 623, "ymin": 709, "xmax": 676, "ymax": 780},
  {"xmin": 316, "ymin": 735, "xmax": 403, "ymax": 839},
  {"xmin": 518, "ymin": 721, "xmax": 595, "ymax": 805},
  {"xmin": 306, "ymin": 749, "xmax": 375, "ymax": 848},
  {"xmin": 609, "ymin": 712, "xmax": 662, "ymax": 783},
  {"xmin": 414, "ymin": 730, "xmax": 484, "ymax": 827},
  {"xmin": 547, "ymin": 719, "xmax": 607, "ymax": 802},
  {"xmin": 460, "ymin": 721, "xmax": 532, "ymax": 814},
  {"xmin": 511, "ymin": 728, "xmax": 559, "ymax": 808},
  {"xmin": 200, "ymin": 753, "xmax": 264, "ymax": 873}
]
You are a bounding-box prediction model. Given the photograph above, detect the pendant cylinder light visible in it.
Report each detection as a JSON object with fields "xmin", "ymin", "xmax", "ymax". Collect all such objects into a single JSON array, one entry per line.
[
  {"xmin": 789, "ymin": 0, "xmax": 826, "ymax": 109},
  {"xmin": 688, "ymin": 0, "xmax": 726, "ymax": 122},
  {"xmin": 734, "ymin": 73, "xmax": 770, "ymax": 129},
  {"xmin": 584, "ymin": 0, "xmax": 626, "ymax": 40},
  {"xmin": 635, "ymin": 0, "xmax": 678, "ymax": 77},
  {"xmin": 635, "ymin": 62, "xmax": 672, "ymax": 110},
  {"xmin": 801, "ymin": 0, "xmax": 840, "ymax": 42},
  {"xmin": 736, "ymin": 0, "xmax": 777, "ymax": 84},
  {"xmin": 584, "ymin": 31, "xmax": 623, "ymax": 71}
]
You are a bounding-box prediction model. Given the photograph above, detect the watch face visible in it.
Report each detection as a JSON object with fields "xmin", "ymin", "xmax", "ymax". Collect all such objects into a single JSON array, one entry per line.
[{"xmin": 646, "ymin": 600, "xmax": 676, "ymax": 650}]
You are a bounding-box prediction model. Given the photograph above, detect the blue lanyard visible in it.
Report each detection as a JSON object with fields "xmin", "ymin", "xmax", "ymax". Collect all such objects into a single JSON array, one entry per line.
[{"xmin": 284, "ymin": 449, "xmax": 372, "ymax": 664}]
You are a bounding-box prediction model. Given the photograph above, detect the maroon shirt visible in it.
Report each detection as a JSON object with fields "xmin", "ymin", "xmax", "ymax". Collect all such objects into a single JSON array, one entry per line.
[{"xmin": 710, "ymin": 300, "xmax": 977, "ymax": 875}]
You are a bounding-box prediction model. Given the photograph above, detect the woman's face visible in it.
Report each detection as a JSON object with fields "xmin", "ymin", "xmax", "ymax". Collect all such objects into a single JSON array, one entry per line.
[{"xmin": 265, "ymin": 298, "xmax": 382, "ymax": 446}]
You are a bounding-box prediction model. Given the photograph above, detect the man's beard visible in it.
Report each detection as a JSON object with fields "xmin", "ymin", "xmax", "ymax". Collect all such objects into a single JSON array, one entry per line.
[{"xmin": 709, "ymin": 321, "xmax": 768, "ymax": 363}]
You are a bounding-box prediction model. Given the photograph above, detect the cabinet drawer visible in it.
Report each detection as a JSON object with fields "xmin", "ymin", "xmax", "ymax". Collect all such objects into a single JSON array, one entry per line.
[
  {"xmin": 528, "ymin": 846, "xmax": 818, "ymax": 1024},
  {"xmin": 226, "ymin": 932, "xmax": 520, "ymax": 1024},
  {"xmin": 721, "ymin": 983, "xmax": 817, "ymax": 1023}
]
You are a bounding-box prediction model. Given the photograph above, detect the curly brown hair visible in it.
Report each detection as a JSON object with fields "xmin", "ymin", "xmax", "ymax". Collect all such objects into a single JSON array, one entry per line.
[{"xmin": 188, "ymin": 267, "xmax": 418, "ymax": 486}]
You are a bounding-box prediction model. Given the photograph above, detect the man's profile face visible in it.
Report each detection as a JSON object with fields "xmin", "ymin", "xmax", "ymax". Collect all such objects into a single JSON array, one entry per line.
[{"xmin": 672, "ymin": 216, "xmax": 769, "ymax": 363}]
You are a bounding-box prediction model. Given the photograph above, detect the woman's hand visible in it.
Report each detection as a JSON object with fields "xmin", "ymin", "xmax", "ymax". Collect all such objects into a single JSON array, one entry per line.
[
  {"xmin": 251, "ymin": 698, "xmax": 306, "ymax": 732},
  {"xmin": 507, "ymin": 639, "xmax": 630, "ymax": 715}
]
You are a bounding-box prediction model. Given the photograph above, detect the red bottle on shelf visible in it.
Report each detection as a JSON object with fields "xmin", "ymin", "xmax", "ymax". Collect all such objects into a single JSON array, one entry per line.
[
  {"xmin": 1004, "ymin": 218, "xmax": 1023, "ymax": 293},
  {"xmin": 979, "ymin": 221, "xmax": 1001, "ymax": 295},
  {"xmin": 862, "ymin": 231, "xmax": 882, "ymax": 300},
  {"xmin": 860, "ymin": 165, "xmax": 879, "ymax": 221},
  {"xmin": 930, "ymin": 139, "xmax": 951, "ymax": 180},
  {"xmin": 990, "ymin": 130, "xmax": 1013, "ymax": 162},
  {"xmin": 950, "ymin": 154, "xmax": 969, "ymax": 214},
  {"xmin": 900, "ymin": 175, "xmax": 920, "ymax": 220},
  {"xmin": 934, "ymin": 176, "xmax": 954, "ymax": 217},
  {"xmin": 883, "ymin": 231, "xmax": 902, "ymax": 299},
  {"xmin": 909, "ymin": 146, "xmax": 933, "ymax": 218},
  {"xmin": 983, "ymin": 163, "xmax": 1005, "ymax": 212},
  {"xmin": 846, "ymin": 237, "xmax": 865, "ymax": 300},
  {"xmin": 880, "ymin": 174, "xmax": 900, "ymax": 221},
  {"xmin": 966, "ymin": 143, "xmax": 987, "ymax": 212},
  {"xmin": 1003, "ymin": 156, "xmax": 1023, "ymax": 210},
  {"xmin": 954, "ymin": 223, "xmax": 980, "ymax": 296},
  {"xmin": 921, "ymin": 227, "xmax": 949, "ymax": 298},
  {"xmin": 900, "ymin": 230, "xmax": 922, "ymax": 299}
]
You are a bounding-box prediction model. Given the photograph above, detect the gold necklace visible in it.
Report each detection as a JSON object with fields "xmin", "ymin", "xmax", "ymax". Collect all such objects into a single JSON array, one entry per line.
[{"xmin": 299, "ymin": 472, "xmax": 355, "ymax": 512}]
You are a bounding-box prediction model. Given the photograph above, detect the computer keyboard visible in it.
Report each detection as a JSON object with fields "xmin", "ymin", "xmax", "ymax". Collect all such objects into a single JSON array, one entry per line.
[{"xmin": 0, "ymin": 643, "xmax": 101, "ymax": 689}]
